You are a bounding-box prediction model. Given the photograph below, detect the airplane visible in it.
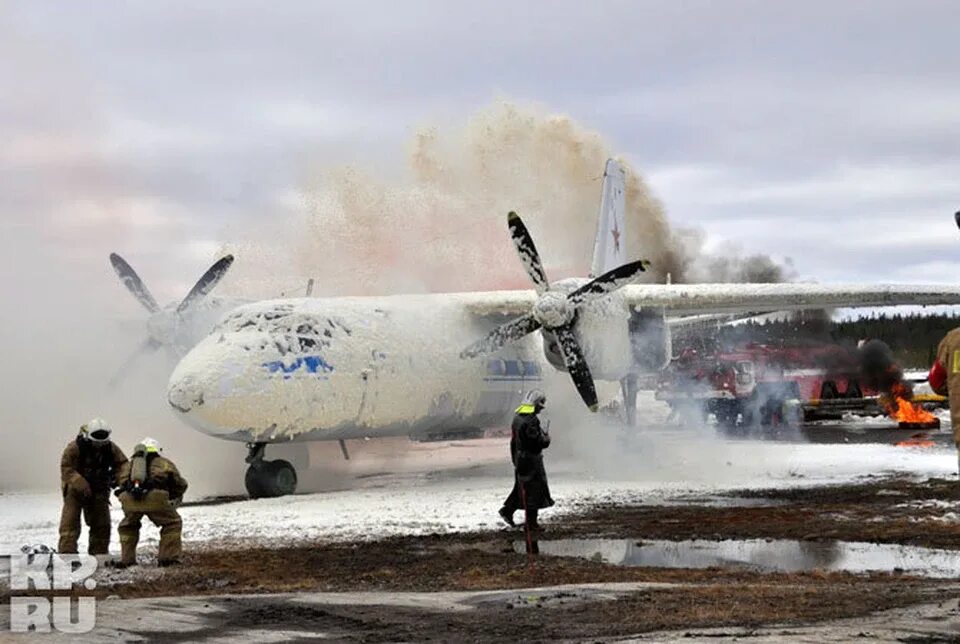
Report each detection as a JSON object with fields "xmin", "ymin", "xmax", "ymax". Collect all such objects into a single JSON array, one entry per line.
[{"xmin": 164, "ymin": 159, "xmax": 960, "ymax": 498}]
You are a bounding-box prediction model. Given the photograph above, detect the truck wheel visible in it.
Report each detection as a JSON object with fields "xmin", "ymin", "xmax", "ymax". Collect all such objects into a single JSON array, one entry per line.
[
  {"xmin": 820, "ymin": 381, "xmax": 839, "ymax": 399},
  {"xmin": 845, "ymin": 380, "xmax": 862, "ymax": 399}
]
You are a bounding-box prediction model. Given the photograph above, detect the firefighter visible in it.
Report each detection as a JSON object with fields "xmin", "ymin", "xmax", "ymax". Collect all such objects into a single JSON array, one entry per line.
[
  {"xmin": 58, "ymin": 419, "xmax": 128, "ymax": 555},
  {"xmin": 928, "ymin": 328, "xmax": 960, "ymax": 473},
  {"xmin": 498, "ymin": 390, "xmax": 554, "ymax": 530},
  {"xmin": 115, "ymin": 438, "xmax": 188, "ymax": 567}
]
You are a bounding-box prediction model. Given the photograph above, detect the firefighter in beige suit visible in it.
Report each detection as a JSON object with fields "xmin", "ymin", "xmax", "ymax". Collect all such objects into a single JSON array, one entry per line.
[
  {"xmin": 115, "ymin": 438, "xmax": 188, "ymax": 567},
  {"xmin": 59, "ymin": 419, "xmax": 127, "ymax": 554},
  {"xmin": 928, "ymin": 327, "xmax": 960, "ymax": 472}
]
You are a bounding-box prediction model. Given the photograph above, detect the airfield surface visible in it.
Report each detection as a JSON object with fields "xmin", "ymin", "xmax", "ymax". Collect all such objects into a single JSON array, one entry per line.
[{"xmin": 2, "ymin": 413, "xmax": 960, "ymax": 641}]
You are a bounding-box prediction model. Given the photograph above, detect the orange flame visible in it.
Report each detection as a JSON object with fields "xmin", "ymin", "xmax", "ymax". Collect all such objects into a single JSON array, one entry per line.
[{"xmin": 884, "ymin": 383, "xmax": 936, "ymax": 424}]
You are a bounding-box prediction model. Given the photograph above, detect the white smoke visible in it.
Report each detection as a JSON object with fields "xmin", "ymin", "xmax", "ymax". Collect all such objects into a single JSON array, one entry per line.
[{"xmin": 0, "ymin": 20, "xmax": 250, "ymax": 495}]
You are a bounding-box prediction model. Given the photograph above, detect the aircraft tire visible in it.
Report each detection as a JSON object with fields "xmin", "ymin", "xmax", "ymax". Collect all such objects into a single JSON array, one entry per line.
[
  {"xmin": 244, "ymin": 465, "xmax": 267, "ymax": 498},
  {"xmin": 245, "ymin": 459, "xmax": 298, "ymax": 498}
]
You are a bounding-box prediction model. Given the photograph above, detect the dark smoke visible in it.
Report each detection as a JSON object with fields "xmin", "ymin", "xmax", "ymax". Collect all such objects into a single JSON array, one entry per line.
[
  {"xmin": 670, "ymin": 227, "xmax": 795, "ymax": 284},
  {"xmin": 858, "ymin": 339, "xmax": 911, "ymax": 399}
]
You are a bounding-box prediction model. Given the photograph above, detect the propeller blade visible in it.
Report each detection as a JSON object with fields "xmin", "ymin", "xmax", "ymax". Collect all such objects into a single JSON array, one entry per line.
[
  {"xmin": 107, "ymin": 338, "xmax": 161, "ymax": 389},
  {"xmin": 460, "ymin": 314, "xmax": 542, "ymax": 359},
  {"xmin": 567, "ymin": 259, "xmax": 649, "ymax": 307},
  {"xmin": 109, "ymin": 253, "xmax": 160, "ymax": 314},
  {"xmin": 176, "ymin": 255, "xmax": 235, "ymax": 314},
  {"xmin": 507, "ymin": 212, "xmax": 550, "ymax": 294},
  {"xmin": 553, "ymin": 325, "xmax": 598, "ymax": 411}
]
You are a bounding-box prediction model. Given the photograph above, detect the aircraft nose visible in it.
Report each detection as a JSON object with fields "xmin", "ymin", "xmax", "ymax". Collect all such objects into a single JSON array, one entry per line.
[
  {"xmin": 166, "ymin": 333, "xmax": 254, "ymax": 438},
  {"xmin": 168, "ymin": 370, "xmax": 205, "ymax": 413},
  {"xmin": 167, "ymin": 338, "xmax": 224, "ymax": 416}
]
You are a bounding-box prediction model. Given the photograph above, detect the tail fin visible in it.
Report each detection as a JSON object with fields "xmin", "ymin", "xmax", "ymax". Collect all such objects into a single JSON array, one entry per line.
[{"xmin": 589, "ymin": 159, "xmax": 627, "ymax": 278}]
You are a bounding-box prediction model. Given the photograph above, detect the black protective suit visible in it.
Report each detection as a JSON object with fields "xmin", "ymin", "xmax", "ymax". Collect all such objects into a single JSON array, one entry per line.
[{"xmin": 501, "ymin": 408, "xmax": 554, "ymax": 528}]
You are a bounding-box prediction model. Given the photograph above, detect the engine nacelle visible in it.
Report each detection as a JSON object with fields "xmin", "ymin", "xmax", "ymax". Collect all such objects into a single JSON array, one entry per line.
[{"xmin": 538, "ymin": 280, "xmax": 634, "ymax": 382}]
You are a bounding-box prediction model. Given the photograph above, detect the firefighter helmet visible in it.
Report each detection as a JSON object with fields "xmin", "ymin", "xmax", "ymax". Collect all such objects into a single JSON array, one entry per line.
[
  {"xmin": 522, "ymin": 389, "xmax": 546, "ymax": 408},
  {"xmin": 134, "ymin": 437, "xmax": 162, "ymax": 454},
  {"xmin": 79, "ymin": 418, "xmax": 112, "ymax": 444}
]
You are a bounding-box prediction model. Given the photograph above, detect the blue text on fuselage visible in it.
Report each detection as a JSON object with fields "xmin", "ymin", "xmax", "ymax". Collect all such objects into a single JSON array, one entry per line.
[{"xmin": 263, "ymin": 355, "xmax": 334, "ymax": 379}]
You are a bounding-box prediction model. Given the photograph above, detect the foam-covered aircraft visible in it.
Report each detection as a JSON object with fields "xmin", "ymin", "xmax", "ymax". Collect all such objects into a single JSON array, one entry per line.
[{"xmin": 165, "ymin": 160, "xmax": 960, "ymax": 497}]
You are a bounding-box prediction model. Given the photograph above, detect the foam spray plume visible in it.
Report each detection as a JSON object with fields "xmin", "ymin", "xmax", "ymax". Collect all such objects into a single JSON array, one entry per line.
[{"xmin": 223, "ymin": 103, "xmax": 791, "ymax": 297}]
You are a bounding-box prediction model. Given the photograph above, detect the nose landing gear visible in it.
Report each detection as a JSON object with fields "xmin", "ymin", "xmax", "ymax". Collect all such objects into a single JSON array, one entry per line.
[{"xmin": 244, "ymin": 442, "xmax": 298, "ymax": 498}]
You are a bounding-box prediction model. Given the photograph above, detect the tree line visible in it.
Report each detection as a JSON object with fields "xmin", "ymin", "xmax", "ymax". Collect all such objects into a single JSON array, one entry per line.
[{"xmin": 695, "ymin": 312, "xmax": 960, "ymax": 369}]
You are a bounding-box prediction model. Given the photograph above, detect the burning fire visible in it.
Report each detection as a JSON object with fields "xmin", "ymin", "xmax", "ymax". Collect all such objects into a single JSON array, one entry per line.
[{"xmin": 884, "ymin": 382, "xmax": 936, "ymax": 424}]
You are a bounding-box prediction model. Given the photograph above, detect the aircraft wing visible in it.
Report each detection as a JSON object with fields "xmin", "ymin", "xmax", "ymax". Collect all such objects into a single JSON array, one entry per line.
[
  {"xmin": 459, "ymin": 283, "xmax": 960, "ymax": 317},
  {"xmin": 455, "ymin": 290, "xmax": 537, "ymax": 316},
  {"xmin": 621, "ymin": 283, "xmax": 960, "ymax": 315}
]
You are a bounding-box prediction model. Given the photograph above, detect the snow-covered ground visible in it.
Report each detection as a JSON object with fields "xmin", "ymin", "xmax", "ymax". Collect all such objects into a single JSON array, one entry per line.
[{"xmin": 1, "ymin": 429, "xmax": 956, "ymax": 555}]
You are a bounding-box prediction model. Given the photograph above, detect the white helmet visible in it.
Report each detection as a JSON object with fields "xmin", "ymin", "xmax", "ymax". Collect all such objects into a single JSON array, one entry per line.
[
  {"xmin": 135, "ymin": 437, "xmax": 162, "ymax": 454},
  {"xmin": 79, "ymin": 418, "xmax": 112, "ymax": 445},
  {"xmin": 522, "ymin": 389, "xmax": 546, "ymax": 408}
]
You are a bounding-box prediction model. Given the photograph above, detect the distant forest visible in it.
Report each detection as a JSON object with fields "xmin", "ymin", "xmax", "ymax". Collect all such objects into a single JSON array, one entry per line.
[{"xmin": 692, "ymin": 312, "xmax": 960, "ymax": 368}]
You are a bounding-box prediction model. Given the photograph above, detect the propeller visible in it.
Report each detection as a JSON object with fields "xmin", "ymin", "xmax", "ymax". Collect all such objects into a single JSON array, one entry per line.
[
  {"xmin": 176, "ymin": 255, "xmax": 235, "ymax": 314},
  {"xmin": 108, "ymin": 253, "xmax": 235, "ymax": 386},
  {"xmin": 461, "ymin": 212, "xmax": 649, "ymax": 411},
  {"xmin": 109, "ymin": 253, "xmax": 160, "ymax": 313},
  {"xmin": 508, "ymin": 212, "xmax": 550, "ymax": 294}
]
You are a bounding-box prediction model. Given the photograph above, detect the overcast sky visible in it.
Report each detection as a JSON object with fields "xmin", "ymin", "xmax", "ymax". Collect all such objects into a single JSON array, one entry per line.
[{"xmin": 4, "ymin": 0, "xmax": 960, "ymax": 300}]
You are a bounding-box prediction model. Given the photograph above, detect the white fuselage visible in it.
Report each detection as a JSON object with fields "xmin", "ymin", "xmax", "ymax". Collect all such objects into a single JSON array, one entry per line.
[
  {"xmin": 167, "ymin": 294, "xmax": 563, "ymax": 443},
  {"xmin": 166, "ymin": 279, "xmax": 960, "ymax": 444}
]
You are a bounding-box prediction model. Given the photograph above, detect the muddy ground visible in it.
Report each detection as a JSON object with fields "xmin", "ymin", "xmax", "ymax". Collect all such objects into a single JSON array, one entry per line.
[{"xmin": 5, "ymin": 475, "xmax": 960, "ymax": 641}]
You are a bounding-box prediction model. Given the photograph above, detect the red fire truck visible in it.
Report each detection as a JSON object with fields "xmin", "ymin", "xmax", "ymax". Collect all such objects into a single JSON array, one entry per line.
[{"xmin": 655, "ymin": 342, "xmax": 875, "ymax": 430}]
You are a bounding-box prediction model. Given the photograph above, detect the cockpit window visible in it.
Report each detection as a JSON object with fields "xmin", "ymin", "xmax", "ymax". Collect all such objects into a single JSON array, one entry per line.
[{"xmin": 213, "ymin": 308, "xmax": 352, "ymax": 356}]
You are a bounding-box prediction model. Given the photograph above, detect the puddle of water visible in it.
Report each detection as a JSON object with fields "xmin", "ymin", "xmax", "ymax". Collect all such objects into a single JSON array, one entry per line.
[{"xmin": 515, "ymin": 538, "xmax": 960, "ymax": 579}]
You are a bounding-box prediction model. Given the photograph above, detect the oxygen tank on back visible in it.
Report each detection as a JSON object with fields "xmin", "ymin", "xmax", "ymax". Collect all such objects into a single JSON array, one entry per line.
[{"xmin": 128, "ymin": 443, "xmax": 150, "ymax": 499}]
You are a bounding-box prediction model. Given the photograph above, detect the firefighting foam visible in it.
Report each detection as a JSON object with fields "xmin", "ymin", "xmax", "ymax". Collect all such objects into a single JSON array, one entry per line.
[{"xmin": 217, "ymin": 102, "xmax": 791, "ymax": 299}]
